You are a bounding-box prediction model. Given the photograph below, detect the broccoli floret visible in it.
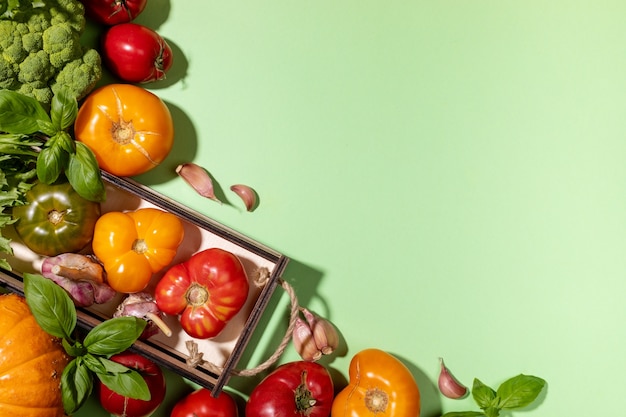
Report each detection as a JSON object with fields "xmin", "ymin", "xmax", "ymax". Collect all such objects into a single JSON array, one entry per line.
[
  {"xmin": 52, "ymin": 48, "xmax": 102, "ymax": 101},
  {"xmin": 0, "ymin": 0, "xmax": 101, "ymax": 106},
  {"xmin": 43, "ymin": 22, "xmax": 82, "ymax": 68}
]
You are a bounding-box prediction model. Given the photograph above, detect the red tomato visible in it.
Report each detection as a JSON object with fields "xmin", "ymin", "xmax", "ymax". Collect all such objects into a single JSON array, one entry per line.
[
  {"xmin": 171, "ymin": 388, "xmax": 239, "ymax": 417},
  {"xmin": 154, "ymin": 248, "xmax": 250, "ymax": 339},
  {"xmin": 80, "ymin": 0, "xmax": 147, "ymax": 25},
  {"xmin": 98, "ymin": 352, "xmax": 166, "ymax": 417},
  {"xmin": 246, "ymin": 361, "xmax": 334, "ymax": 417},
  {"xmin": 102, "ymin": 23, "xmax": 173, "ymax": 83}
]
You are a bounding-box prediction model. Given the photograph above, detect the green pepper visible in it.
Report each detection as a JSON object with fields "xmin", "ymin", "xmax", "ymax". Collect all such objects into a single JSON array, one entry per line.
[{"xmin": 12, "ymin": 181, "xmax": 101, "ymax": 257}]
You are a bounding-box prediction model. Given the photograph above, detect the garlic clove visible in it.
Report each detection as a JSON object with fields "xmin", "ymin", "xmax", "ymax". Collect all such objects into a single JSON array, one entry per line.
[
  {"xmin": 176, "ymin": 162, "xmax": 222, "ymax": 203},
  {"xmin": 230, "ymin": 184, "xmax": 257, "ymax": 211},
  {"xmin": 438, "ymin": 358, "xmax": 469, "ymax": 399},
  {"xmin": 114, "ymin": 293, "xmax": 172, "ymax": 339},
  {"xmin": 301, "ymin": 308, "xmax": 340, "ymax": 356},
  {"xmin": 292, "ymin": 317, "xmax": 323, "ymax": 362}
]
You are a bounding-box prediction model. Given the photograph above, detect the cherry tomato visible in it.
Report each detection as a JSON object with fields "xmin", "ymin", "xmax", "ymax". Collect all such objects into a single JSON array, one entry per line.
[
  {"xmin": 102, "ymin": 23, "xmax": 173, "ymax": 83},
  {"xmin": 12, "ymin": 181, "xmax": 101, "ymax": 257},
  {"xmin": 331, "ymin": 348, "xmax": 421, "ymax": 417},
  {"xmin": 246, "ymin": 361, "xmax": 334, "ymax": 417},
  {"xmin": 80, "ymin": 0, "xmax": 147, "ymax": 25},
  {"xmin": 171, "ymin": 388, "xmax": 239, "ymax": 417},
  {"xmin": 154, "ymin": 248, "xmax": 250, "ymax": 339},
  {"xmin": 74, "ymin": 83, "xmax": 174, "ymax": 177},
  {"xmin": 98, "ymin": 352, "xmax": 166, "ymax": 417}
]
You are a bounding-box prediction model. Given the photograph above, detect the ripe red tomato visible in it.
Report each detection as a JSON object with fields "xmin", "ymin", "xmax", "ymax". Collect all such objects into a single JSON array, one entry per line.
[
  {"xmin": 246, "ymin": 361, "xmax": 334, "ymax": 417},
  {"xmin": 101, "ymin": 23, "xmax": 173, "ymax": 83},
  {"xmin": 80, "ymin": 0, "xmax": 147, "ymax": 25},
  {"xmin": 171, "ymin": 388, "xmax": 239, "ymax": 417},
  {"xmin": 98, "ymin": 352, "xmax": 166, "ymax": 417},
  {"xmin": 154, "ymin": 248, "xmax": 250, "ymax": 339}
]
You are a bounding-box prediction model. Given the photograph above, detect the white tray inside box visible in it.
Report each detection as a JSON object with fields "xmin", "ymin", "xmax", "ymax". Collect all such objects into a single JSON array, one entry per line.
[{"xmin": 0, "ymin": 171, "xmax": 289, "ymax": 394}]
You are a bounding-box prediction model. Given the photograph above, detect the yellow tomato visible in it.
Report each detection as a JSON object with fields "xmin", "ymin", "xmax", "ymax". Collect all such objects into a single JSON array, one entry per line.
[
  {"xmin": 332, "ymin": 348, "xmax": 421, "ymax": 417},
  {"xmin": 92, "ymin": 208, "xmax": 185, "ymax": 293},
  {"xmin": 74, "ymin": 84, "xmax": 174, "ymax": 177}
]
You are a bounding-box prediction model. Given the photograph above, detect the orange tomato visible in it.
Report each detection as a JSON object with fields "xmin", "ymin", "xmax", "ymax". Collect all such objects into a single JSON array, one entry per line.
[
  {"xmin": 74, "ymin": 83, "xmax": 174, "ymax": 177},
  {"xmin": 331, "ymin": 348, "xmax": 421, "ymax": 417},
  {"xmin": 92, "ymin": 208, "xmax": 185, "ymax": 293}
]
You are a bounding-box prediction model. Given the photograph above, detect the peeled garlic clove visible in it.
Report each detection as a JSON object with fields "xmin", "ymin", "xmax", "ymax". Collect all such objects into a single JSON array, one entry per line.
[
  {"xmin": 292, "ymin": 317, "xmax": 323, "ymax": 362},
  {"xmin": 301, "ymin": 308, "xmax": 339, "ymax": 356},
  {"xmin": 176, "ymin": 162, "xmax": 222, "ymax": 203},
  {"xmin": 230, "ymin": 184, "xmax": 257, "ymax": 211},
  {"xmin": 438, "ymin": 358, "xmax": 468, "ymax": 399}
]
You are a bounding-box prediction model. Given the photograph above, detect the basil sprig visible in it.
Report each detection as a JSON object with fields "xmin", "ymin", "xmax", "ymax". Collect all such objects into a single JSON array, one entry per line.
[
  {"xmin": 0, "ymin": 88, "xmax": 106, "ymax": 202},
  {"xmin": 442, "ymin": 374, "xmax": 546, "ymax": 417},
  {"xmin": 23, "ymin": 273, "xmax": 150, "ymax": 415}
]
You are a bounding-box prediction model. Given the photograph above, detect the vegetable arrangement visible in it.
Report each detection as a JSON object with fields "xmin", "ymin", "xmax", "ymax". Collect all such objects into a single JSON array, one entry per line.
[{"xmin": 0, "ymin": 2, "xmax": 550, "ymax": 417}]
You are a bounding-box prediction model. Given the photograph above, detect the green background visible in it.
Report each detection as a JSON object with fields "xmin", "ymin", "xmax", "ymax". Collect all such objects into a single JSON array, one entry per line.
[{"xmin": 76, "ymin": 1, "xmax": 625, "ymax": 416}]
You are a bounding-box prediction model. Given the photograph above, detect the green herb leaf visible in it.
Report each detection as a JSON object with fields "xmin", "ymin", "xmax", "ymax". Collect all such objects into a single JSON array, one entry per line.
[
  {"xmin": 23, "ymin": 273, "xmax": 76, "ymax": 340},
  {"xmin": 472, "ymin": 378, "xmax": 497, "ymax": 410},
  {"xmin": 50, "ymin": 88, "xmax": 78, "ymax": 131},
  {"xmin": 61, "ymin": 357, "xmax": 94, "ymax": 415},
  {"xmin": 96, "ymin": 356, "xmax": 136, "ymax": 374},
  {"xmin": 483, "ymin": 407, "xmax": 500, "ymax": 417},
  {"xmin": 82, "ymin": 353, "xmax": 107, "ymax": 374},
  {"xmin": 83, "ymin": 316, "xmax": 146, "ymax": 356},
  {"xmin": 36, "ymin": 141, "xmax": 67, "ymax": 184},
  {"xmin": 97, "ymin": 369, "xmax": 151, "ymax": 401},
  {"xmin": 496, "ymin": 374, "xmax": 546, "ymax": 409},
  {"xmin": 66, "ymin": 142, "xmax": 106, "ymax": 202},
  {"xmin": 62, "ymin": 338, "xmax": 86, "ymax": 357},
  {"xmin": 0, "ymin": 90, "xmax": 55, "ymax": 136},
  {"xmin": 442, "ymin": 412, "xmax": 486, "ymax": 417}
]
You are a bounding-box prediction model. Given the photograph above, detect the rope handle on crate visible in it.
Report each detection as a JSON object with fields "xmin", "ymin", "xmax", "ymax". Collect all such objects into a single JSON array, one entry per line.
[{"xmin": 184, "ymin": 267, "xmax": 299, "ymax": 377}]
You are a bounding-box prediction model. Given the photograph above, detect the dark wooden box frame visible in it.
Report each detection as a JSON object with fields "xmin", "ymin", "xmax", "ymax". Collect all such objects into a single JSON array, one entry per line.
[{"xmin": 0, "ymin": 171, "xmax": 289, "ymax": 395}]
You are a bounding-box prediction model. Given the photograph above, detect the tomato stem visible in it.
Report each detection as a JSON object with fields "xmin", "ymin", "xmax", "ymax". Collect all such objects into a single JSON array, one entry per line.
[
  {"xmin": 295, "ymin": 371, "xmax": 317, "ymax": 414},
  {"xmin": 185, "ymin": 283, "xmax": 209, "ymax": 306},
  {"xmin": 47, "ymin": 209, "xmax": 66, "ymax": 225},
  {"xmin": 364, "ymin": 387, "xmax": 389, "ymax": 413},
  {"xmin": 132, "ymin": 238, "xmax": 148, "ymax": 254}
]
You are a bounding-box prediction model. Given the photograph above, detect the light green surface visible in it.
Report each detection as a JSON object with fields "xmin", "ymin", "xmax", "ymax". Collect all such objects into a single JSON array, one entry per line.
[{"xmin": 75, "ymin": 1, "xmax": 625, "ymax": 416}]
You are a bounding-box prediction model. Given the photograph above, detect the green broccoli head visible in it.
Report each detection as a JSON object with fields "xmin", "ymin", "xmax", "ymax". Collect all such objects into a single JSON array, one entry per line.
[
  {"xmin": 52, "ymin": 48, "xmax": 102, "ymax": 101},
  {"xmin": 0, "ymin": 0, "xmax": 101, "ymax": 106}
]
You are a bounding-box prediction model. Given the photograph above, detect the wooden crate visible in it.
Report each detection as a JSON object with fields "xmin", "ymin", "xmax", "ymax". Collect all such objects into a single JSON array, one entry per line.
[{"xmin": 0, "ymin": 171, "xmax": 289, "ymax": 394}]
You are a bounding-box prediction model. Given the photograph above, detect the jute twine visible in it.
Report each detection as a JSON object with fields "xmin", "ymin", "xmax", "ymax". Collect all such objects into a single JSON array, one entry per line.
[{"xmin": 184, "ymin": 267, "xmax": 299, "ymax": 377}]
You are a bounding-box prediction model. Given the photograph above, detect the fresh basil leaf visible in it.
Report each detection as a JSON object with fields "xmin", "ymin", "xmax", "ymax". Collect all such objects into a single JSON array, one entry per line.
[
  {"xmin": 66, "ymin": 142, "xmax": 106, "ymax": 202},
  {"xmin": 23, "ymin": 273, "xmax": 76, "ymax": 340},
  {"xmin": 97, "ymin": 356, "xmax": 135, "ymax": 374},
  {"xmin": 36, "ymin": 142, "xmax": 66, "ymax": 184},
  {"xmin": 483, "ymin": 407, "xmax": 500, "ymax": 417},
  {"xmin": 496, "ymin": 374, "xmax": 546, "ymax": 409},
  {"xmin": 83, "ymin": 316, "xmax": 146, "ymax": 356},
  {"xmin": 97, "ymin": 369, "xmax": 151, "ymax": 401},
  {"xmin": 50, "ymin": 88, "xmax": 78, "ymax": 131},
  {"xmin": 472, "ymin": 378, "xmax": 497, "ymax": 410},
  {"xmin": 61, "ymin": 358, "xmax": 94, "ymax": 415},
  {"xmin": 82, "ymin": 353, "xmax": 108, "ymax": 374},
  {"xmin": 0, "ymin": 90, "xmax": 55, "ymax": 136},
  {"xmin": 62, "ymin": 338, "xmax": 86, "ymax": 357},
  {"xmin": 442, "ymin": 413, "xmax": 486, "ymax": 417}
]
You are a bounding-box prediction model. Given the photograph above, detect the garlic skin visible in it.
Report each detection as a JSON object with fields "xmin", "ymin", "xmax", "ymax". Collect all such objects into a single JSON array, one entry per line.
[
  {"xmin": 292, "ymin": 307, "xmax": 339, "ymax": 361},
  {"xmin": 176, "ymin": 163, "xmax": 222, "ymax": 203},
  {"xmin": 114, "ymin": 292, "xmax": 172, "ymax": 339},
  {"xmin": 230, "ymin": 184, "xmax": 257, "ymax": 211},
  {"xmin": 41, "ymin": 253, "xmax": 115, "ymax": 307},
  {"xmin": 438, "ymin": 358, "xmax": 468, "ymax": 399}
]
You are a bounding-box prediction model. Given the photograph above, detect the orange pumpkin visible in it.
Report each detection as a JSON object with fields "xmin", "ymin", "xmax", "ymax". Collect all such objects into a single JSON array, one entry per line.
[{"xmin": 0, "ymin": 293, "xmax": 70, "ymax": 417}]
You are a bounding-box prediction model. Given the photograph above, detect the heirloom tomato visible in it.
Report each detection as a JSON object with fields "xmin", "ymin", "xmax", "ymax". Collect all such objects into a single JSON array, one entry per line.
[
  {"xmin": 12, "ymin": 181, "xmax": 101, "ymax": 257},
  {"xmin": 154, "ymin": 248, "xmax": 249, "ymax": 339},
  {"xmin": 331, "ymin": 348, "xmax": 420, "ymax": 417},
  {"xmin": 92, "ymin": 208, "xmax": 185, "ymax": 293},
  {"xmin": 171, "ymin": 388, "xmax": 239, "ymax": 417},
  {"xmin": 74, "ymin": 84, "xmax": 174, "ymax": 177},
  {"xmin": 98, "ymin": 352, "xmax": 166, "ymax": 417},
  {"xmin": 81, "ymin": 0, "xmax": 147, "ymax": 25},
  {"xmin": 102, "ymin": 23, "xmax": 173, "ymax": 83},
  {"xmin": 246, "ymin": 361, "xmax": 334, "ymax": 417}
]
